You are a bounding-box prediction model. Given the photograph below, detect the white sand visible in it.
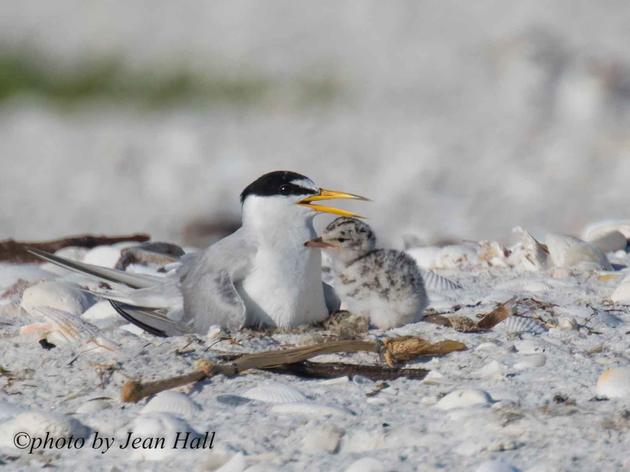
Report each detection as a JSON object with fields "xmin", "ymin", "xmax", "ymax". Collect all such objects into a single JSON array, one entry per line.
[{"xmin": 0, "ymin": 237, "xmax": 629, "ymax": 471}]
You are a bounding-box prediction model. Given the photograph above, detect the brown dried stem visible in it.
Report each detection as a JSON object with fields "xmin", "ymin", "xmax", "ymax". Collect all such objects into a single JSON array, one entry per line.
[
  {"xmin": 120, "ymin": 337, "xmax": 465, "ymax": 403},
  {"xmin": 0, "ymin": 234, "xmax": 150, "ymax": 263}
]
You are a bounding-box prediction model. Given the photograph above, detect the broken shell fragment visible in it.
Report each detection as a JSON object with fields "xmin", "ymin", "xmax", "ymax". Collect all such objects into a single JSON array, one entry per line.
[
  {"xmin": 435, "ymin": 388, "xmax": 493, "ymax": 410},
  {"xmin": 596, "ymin": 367, "xmax": 630, "ymax": 399},
  {"xmin": 545, "ymin": 233, "xmax": 612, "ymax": 271}
]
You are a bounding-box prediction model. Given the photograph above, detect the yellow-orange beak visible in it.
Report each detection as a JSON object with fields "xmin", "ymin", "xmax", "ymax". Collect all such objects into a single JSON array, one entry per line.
[
  {"xmin": 304, "ymin": 237, "xmax": 338, "ymax": 249},
  {"xmin": 298, "ymin": 188, "xmax": 369, "ymax": 218}
]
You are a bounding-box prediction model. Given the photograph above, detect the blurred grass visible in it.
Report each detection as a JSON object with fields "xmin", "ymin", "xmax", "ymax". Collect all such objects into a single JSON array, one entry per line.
[{"xmin": 0, "ymin": 52, "xmax": 341, "ymax": 108}]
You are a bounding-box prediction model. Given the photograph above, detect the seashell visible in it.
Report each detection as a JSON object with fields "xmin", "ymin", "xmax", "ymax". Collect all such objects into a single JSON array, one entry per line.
[
  {"xmin": 301, "ymin": 425, "xmax": 343, "ymax": 453},
  {"xmin": 340, "ymin": 429, "xmax": 386, "ymax": 453},
  {"xmin": 499, "ymin": 316, "xmax": 547, "ymax": 335},
  {"xmin": 82, "ymin": 245, "xmax": 124, "ymax": 269},
  {"xmin": 513, "ymin": 339, "xmax": 546, "ymax": 354},
  {"xmin": 475, "ymin": 460, "xmax": 521, "ymax": 472},
  {"xmin": 241, "ymin": 382, "xmax": 307, "ymax": 404},
  {"xmin": 21, "ymin": 307, "xmax": 120, "ymax": 352},
  {"xmin": 513, "ymin": 353, "xmax": 547, "ymax": 370},
  {"xmin": 433, "ymin": 244, "xmax": 481, "ymax": 269},
  {"xmin": 215, "ymin": 395, "xmax": 252, "ymax": 407},
  {"xmin": 435, "ymin": 388, "xmax": 493, "ymax": 410},
  {"xmin": 75, "ymin": 399, "xmax": 111, "ymax": 414},
  {"xmin": 0, "ymin": 411, "xmax": 90, "ymax": 447},
  {"xmin": 271, "ymin": 402, "xmax": 353, "ymax": 417},
  {"xmin": 422, "ymin": 370, "xmax": 446, "ymax": 384},
  {"xmin": 474, "ymin": 360, "xmax": 506, "ymax": 379},
  {"xmin": 0, "ymin": 399, "xmax": 27, "ymax": 421},
  {"xmin": 545, "ymin": 233, "xmax": 612, "ymax": 271},
  {"xmin": 21, "ymin": 280, "xmax": 94, "ymax": 316},
  {"xmin": 124, "ymin": 412, "xmax": 197, "ymax": 461},
  {"xmin": 344, "ymin": 457, "xmax": 387, "ymax": 472},
  {"xmin": 141, "ymin": 391, "xmax": 201, "ymax": 419},
  {"xmin": 420, "ymin": 270, "xmax": 462, "ymax": 292},
  {"xmin": 206, "ymin": 325, "xmax": 224, "ymax": 342},
  {"xmin": 511, "ymin": 227, "xmax": 550, "ymax": 271},
  {"xmin": 611, "ymin": 275, "xmax": 630, "ymax": 304},
  {"xmin": 0, "ymin": 263, "xmax": 53, "ymax": 292},
  {"xmin": 596, "ymin": 367, "xmax": 630, "ymax": 399},
  {"xmin": 405, "ymin": 246, "xmax": 443, "ymax": 270},
  {"xmin": 587, "ymin": 231, "xmax": 628, "ymax": 253},
  {"xmin": 39, "ymin": 247, "xmax": 87, "ymax": 275},
  {"xmin": 477, "ymin": 240, "xmax": 509, "ymax": 267},
  {"xmin": 582, "ymin": 220, "xmax": 630, "ymax": 241},
  {"xmin": 81, "ymin": 301, "xmax": 125, "ymax": 329},
  {"xmin": 557, "ymin": 317, "xmax": 578, "ymax": 330}
]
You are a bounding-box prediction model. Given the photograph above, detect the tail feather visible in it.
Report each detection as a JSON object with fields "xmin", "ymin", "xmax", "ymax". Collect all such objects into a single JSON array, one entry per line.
[
  {"xmin": 26, "ymin": 247, "xmax": 160, "ymax": 289},
  {"xmin": 109, "ymin": 300, "xmax": 186, "ymax": 337}
]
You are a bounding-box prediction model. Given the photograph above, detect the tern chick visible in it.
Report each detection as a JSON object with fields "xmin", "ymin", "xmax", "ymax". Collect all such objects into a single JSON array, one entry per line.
[{"xmin": 306, "ymin": 217, "xmax": 428, "ymax": 330}]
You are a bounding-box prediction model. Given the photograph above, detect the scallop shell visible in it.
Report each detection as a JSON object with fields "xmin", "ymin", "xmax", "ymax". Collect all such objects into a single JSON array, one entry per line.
[
  {"xmin": 582, "ymin": 220, "xmax": 630, "ymax": 241},
  {"xmin": 0, "ymin": 263, "xmax": 53, "ymax": 292},
  {"xmin": 75, "ymin": 399, "xmax": 111, "ymax": 414},
  {"xmin": 611, "ymin": 275, "xmax": 630, "ymax": 304},
  {"xmin": 513, "ymin": 353, "xmax": 547, "ymax": 370},
  {"xmin": 499, "ymin": 316, "xmax": 547, "ymax": 335},
  {"xmin": 271, "ymin": 402, "xmax": 353, "ymax": 417},
  {"xmin": 596, "ymin": 367, "xmax": 630, "ymax": 399},
  {"xmin": 0, "ymin": 411, "xmax": 90, "ymax": 447},
  {"xmin": 81, "ymin": 301, "xmax": 125, "ymax": 329},
  {"xmin": 21, "ymin": 281, "xmax": 94, "ymax": 316},
  {"xmin": 21, "ymin": 307, "xmax": 120, "ymax": 352},
  {"xmin": 421, "ymin": 270, "xmax": 462, "ymax": 291},
  {"xmin": 435, "ymin": 388, "xmax": 493, "ymax": 410},
  {"xmin": 82, "ymin": 245, "xmax": 124, "ymax": 269},
  {"xmin": 587, "ymin": 231, "xmax": 628, "ymax": 253},
  {"xmin": 301, "ymin": 425, "xmax": 344, "ymax": 453},
  {"xmin": 545, "ymin": 233, "xmax": 612, "ymax": 271},
  {"xmin": 241, "ymin": 382, "xmax": 307, "ymax": 404},
  {"xmin": 124, "ymin": 412, "xmax": 197, "ymax": 461},
  {"xmin": 141, "ymin": 391, "xmax": 201, "ymax": 419}
]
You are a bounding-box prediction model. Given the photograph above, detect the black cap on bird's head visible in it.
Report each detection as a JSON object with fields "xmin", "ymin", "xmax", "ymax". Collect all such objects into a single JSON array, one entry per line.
[{"xmin": 240, "ymin": 170, "xmax": 369, "ymax": 218}]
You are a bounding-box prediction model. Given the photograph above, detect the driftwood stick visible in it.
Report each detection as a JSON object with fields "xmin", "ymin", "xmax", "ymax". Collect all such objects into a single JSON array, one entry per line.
[
  {"xmin": 0, "ymin": 233, "xmax": 150, "ymax": 263},
  {"xmin": 266, "ymin": 361, "xmax": 429, "ymax": 381},
  {"xmin": 120, "ymin": 337, "xmax": 466, "ymax": 403}
]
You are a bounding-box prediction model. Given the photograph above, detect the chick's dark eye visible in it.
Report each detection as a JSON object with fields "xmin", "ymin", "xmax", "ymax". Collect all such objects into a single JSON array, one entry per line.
[
  {"xmin": 279, "ymin": 184, "xmax": 289, "ymax": 194},
  {"xmin": 336, "ymin": 238, "xmax": 348, "ymax": 243}
]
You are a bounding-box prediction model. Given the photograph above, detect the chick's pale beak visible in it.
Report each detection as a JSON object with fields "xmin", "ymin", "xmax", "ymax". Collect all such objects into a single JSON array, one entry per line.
[
  {"xmin": 298, "ymin": 188, "xmax": 369, "ymax": 218},
  {"xmin": 304, "ymin": 237, "xmax": 338, "ymax": 249}
]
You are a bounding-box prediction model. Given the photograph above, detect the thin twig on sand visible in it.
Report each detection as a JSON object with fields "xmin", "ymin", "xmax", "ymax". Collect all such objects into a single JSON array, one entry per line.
[
  {"xmin": 121, "ymin": 336, "xmax": 466, "ymax": 403},
  {"xmin": 0, "ymin": 233, "xmax": 150, "ymax": 263}
]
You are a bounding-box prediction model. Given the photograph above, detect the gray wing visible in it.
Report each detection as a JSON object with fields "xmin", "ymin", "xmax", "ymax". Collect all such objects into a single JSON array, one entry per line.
[
  {"xmin": 323, "ymin": 282, "xmax": 341, "ymax": 314},
  {"xmin": 179, "ymin": 228, "xmax": 255, "ymax": 333}
]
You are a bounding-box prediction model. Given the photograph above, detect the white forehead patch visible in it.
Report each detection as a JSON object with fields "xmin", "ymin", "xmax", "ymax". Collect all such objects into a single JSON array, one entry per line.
[{"xmin": 290, "ymin": 178, "xmax": 318, "ymax": 192}]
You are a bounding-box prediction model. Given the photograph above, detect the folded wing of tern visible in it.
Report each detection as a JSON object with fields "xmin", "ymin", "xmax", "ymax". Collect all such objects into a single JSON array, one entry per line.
[{"xmin": 26, "ymin": 232, "xmax": 253, "ymax": 336}]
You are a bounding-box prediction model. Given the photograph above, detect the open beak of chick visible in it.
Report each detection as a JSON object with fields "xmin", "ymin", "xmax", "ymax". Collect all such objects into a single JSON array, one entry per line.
[
  {"xmin": 298, "ymin": 188, "xmax": 369, "ymax": 218},
  {"xmin": 304, "ymin": 236, "xmax": 339, "ymax": 249}
]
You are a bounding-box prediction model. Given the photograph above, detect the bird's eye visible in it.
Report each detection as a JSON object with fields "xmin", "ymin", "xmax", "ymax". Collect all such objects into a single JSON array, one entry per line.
[
  {"xmin": 279, "ymin": 184, "xmax": 289, "ymax": 194},
  {"xmin": 337, "ymin": 238, "xmax": 348, "ymax": 243}
]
